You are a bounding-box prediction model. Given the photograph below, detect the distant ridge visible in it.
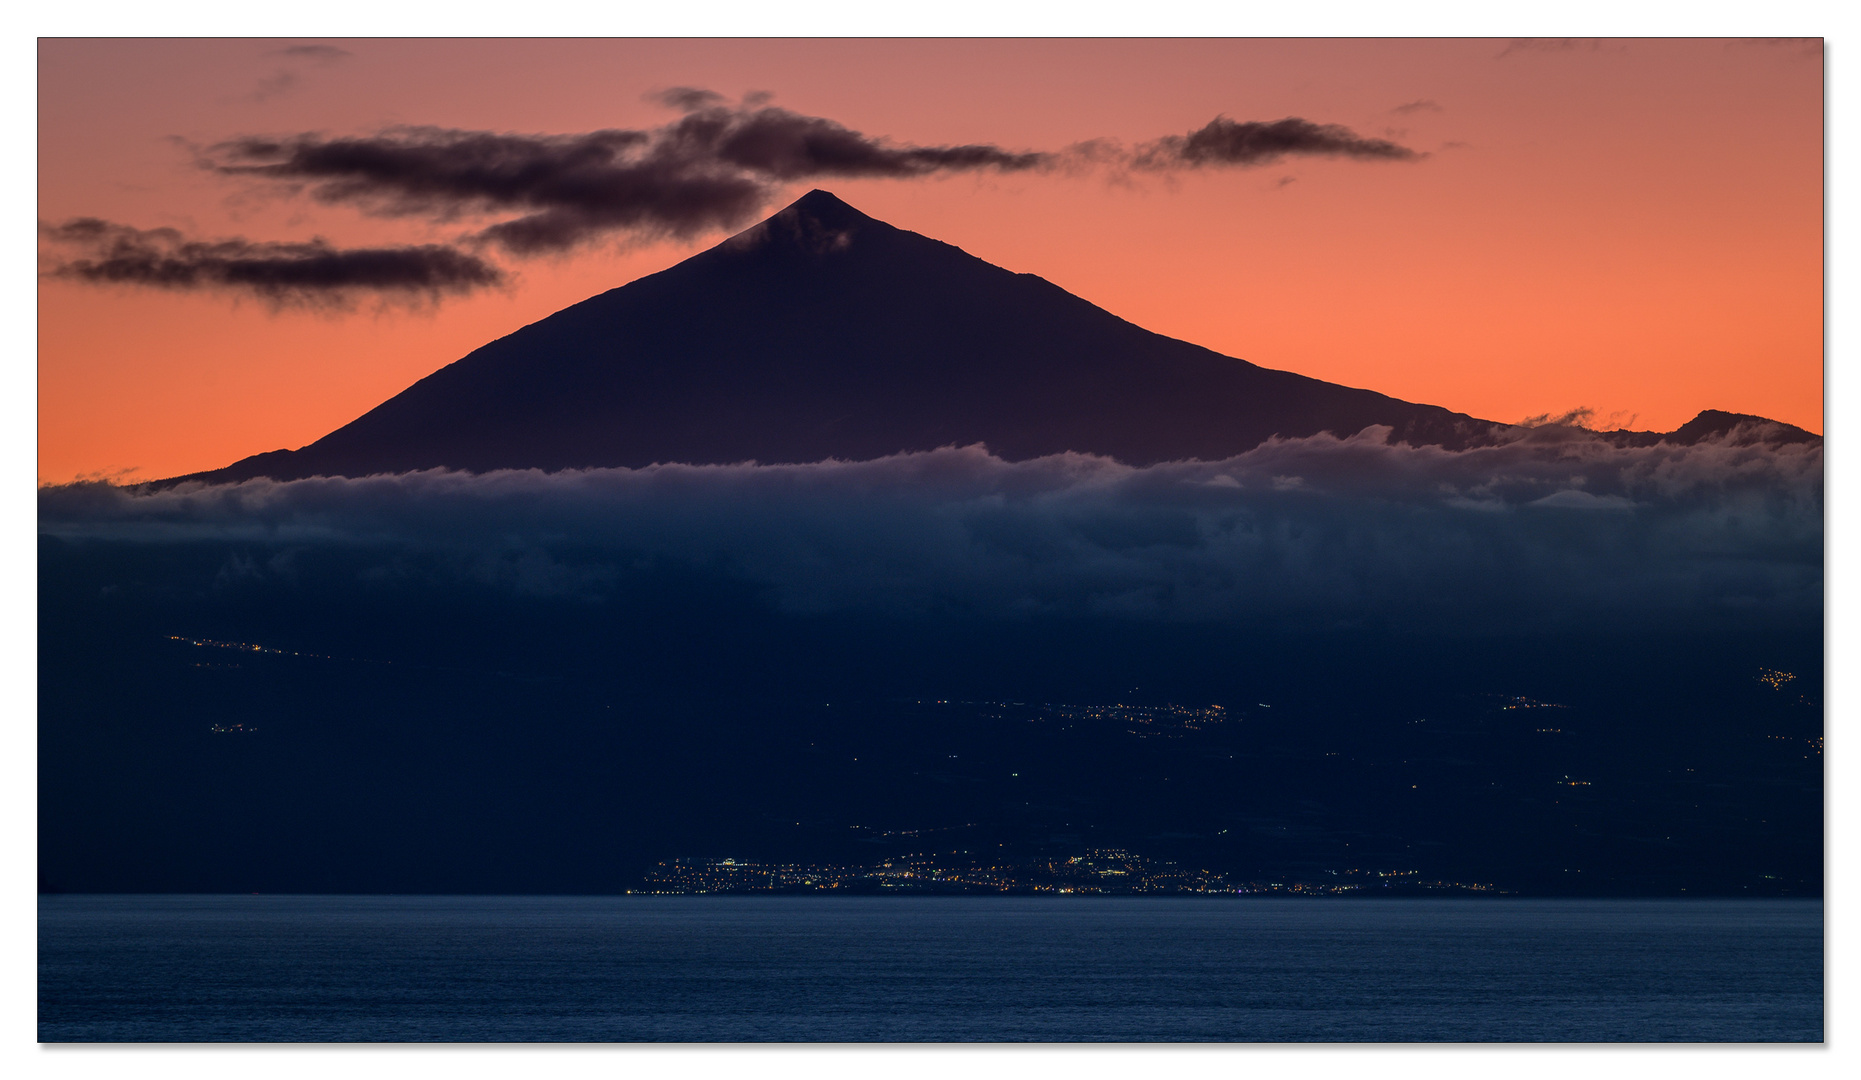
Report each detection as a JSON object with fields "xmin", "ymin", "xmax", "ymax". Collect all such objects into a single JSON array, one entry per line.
[
  {"xmin": 1595, "ymin": 409, "xmax": 1820, "ymax": 449},
  {"xmin": 164, "ymin": 190, "xmax": 1818, "ymax": 485}
]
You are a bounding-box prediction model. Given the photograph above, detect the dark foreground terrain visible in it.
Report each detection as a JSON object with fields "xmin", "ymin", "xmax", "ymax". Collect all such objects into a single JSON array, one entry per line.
[{"xmin": 40, "ymin": 535, "xmax": 1821, "ymax": 897}]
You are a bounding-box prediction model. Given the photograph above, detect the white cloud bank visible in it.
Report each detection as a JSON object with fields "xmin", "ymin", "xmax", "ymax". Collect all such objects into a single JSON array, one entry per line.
[{"xmin": 39, "ymin": 427, "xmax": 1822, "ymax": 631}]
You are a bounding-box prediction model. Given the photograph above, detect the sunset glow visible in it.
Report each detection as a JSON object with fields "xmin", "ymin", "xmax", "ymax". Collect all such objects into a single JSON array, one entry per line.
[{"xmin": 38, "ymin": 38, "xmax": 1823, "ymax": 483}]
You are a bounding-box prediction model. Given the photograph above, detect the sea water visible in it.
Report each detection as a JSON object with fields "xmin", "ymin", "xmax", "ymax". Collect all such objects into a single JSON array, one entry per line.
[{"xmin": 38, "ymin": 895, "xmax": 1822, "ymax": 1042}]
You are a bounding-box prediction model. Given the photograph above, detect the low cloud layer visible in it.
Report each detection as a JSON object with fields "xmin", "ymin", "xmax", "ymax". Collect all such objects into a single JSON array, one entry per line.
[
  {"xmin": 38, "ymin": 218, "xmax": 504, "ymax": 306},
  {"xmin": 40, "ymin": 429, "xmax": 1822, "ymax": 632}
]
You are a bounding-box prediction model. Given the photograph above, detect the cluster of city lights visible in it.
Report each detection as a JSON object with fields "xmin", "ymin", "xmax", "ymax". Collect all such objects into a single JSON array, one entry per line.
[
  {"xmin": 641, "ymin": 850, "xmax": 1503, "ymax": 896},
  {"xmin": 1756, "ymin": 668, "xmax": 1797, "ymax": 691}
]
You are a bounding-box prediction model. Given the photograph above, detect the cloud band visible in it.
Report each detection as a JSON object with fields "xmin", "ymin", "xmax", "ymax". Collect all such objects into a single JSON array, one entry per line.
[
  {"xmin": 39, "ymin": 218, "xmax": 504, "ymax": 305},
  {"xmin": 195, "ymin": 94, "xmax": 1421, "ymax": 256},
  {"xmin": 40, "ymin": 430, "xmax": 1822, "ymax": 632}
]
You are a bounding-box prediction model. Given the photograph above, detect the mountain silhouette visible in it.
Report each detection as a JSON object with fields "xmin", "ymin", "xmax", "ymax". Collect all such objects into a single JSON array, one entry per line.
[{"xmin": 169, "ymin": 190, "xmax": 1815, "ymax": 484}]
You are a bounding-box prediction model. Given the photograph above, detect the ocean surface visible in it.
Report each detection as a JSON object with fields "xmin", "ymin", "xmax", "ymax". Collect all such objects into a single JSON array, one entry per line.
[{"xmin": 38, "ymin": 895, "xmax": 1822, "ymax": 1042}]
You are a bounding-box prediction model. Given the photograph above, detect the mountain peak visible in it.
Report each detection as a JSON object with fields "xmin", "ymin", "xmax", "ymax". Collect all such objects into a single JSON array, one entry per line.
[
  {"xmin": 721, "ymin": 189, "xmax": 881, "ymax": 256},
  {"xmin": 1669, "ymin": 409, "xmax": 1820, "ymax": 446},
  {"xmin": 786, "ymin": 188, "xmax": 868, "ymax": 220}
]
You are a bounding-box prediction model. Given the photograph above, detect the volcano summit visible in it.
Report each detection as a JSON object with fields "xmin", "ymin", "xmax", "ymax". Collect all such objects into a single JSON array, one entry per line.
[{"xmin": 171, "ymin": 190, "xmax": 1808, "ymax": 484}]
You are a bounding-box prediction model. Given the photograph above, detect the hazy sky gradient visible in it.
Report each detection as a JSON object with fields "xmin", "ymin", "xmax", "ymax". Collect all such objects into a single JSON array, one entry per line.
[{"xmin": 37, "ymin": 38, "xmax": 1823, "ymax": 483}]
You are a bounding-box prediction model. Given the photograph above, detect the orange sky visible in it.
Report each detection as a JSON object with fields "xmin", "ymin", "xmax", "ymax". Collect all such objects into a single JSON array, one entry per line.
[{"xmin": 37, "ymin": 38, "xmax": 1824, "ymax": 484}]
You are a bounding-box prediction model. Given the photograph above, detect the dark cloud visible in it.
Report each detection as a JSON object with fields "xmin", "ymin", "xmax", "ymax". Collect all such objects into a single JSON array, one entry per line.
[
  {"xmin": 659, "ymin": 98, "xmax": 1050, "ymax": 180},
  {"xmin": 209, "ymin": 126, "xmax": 767, "ymax": 256},
  {"xmin": 205, "ymin": 97, "xmax": 1052, "ymax": 255},
  {"xmin": 199, "ymin": 96, "xmax": 1418, "ymax": 255},
  {"xmin": 39, "ymin": 218, "xmax": 504, "ymax": 307},
  {"xmin": 1392, "ymin": 100, "xmax": 1442, "ymax": 115},
  {"xmin": 40, "ymin": 431, "xmax": 1821, "ymax": 631},
  {"xmin": 1134, "ymin": 117, "xmax": 1422, "ymax": 170},
  {"xmin": 53, "ymin": 96, "xmax": 1430, "ymax": 294}
]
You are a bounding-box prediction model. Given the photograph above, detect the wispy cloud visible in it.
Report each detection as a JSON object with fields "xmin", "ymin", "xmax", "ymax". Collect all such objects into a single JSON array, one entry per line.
[
  {"xmin": 248, "ymin": 43, "xmax": 353, "ymax": 103},
  {"xmin": 204, "ymin": 92, "xmax": 1054, "ymax": 255},
  {"xmin": 49, "ymin": 92, "xmax": 1429, "ymax": 300},
  {"xmin": 194, "ymin": 92, "xmax": 1424, "ymax": 256},
  {"xmin": 39, "ymin": 218, "xmax": 504, "ymax": 308},
  {"xmin": 1131, "ymin": 116, "xmax": 1421, "ymax": 170}
]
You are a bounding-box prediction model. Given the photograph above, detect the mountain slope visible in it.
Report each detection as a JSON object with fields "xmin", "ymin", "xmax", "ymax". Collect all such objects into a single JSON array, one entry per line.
[{"xmin": 171, "ymin": 191, "xmax": 1810, "ymax": 483}]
